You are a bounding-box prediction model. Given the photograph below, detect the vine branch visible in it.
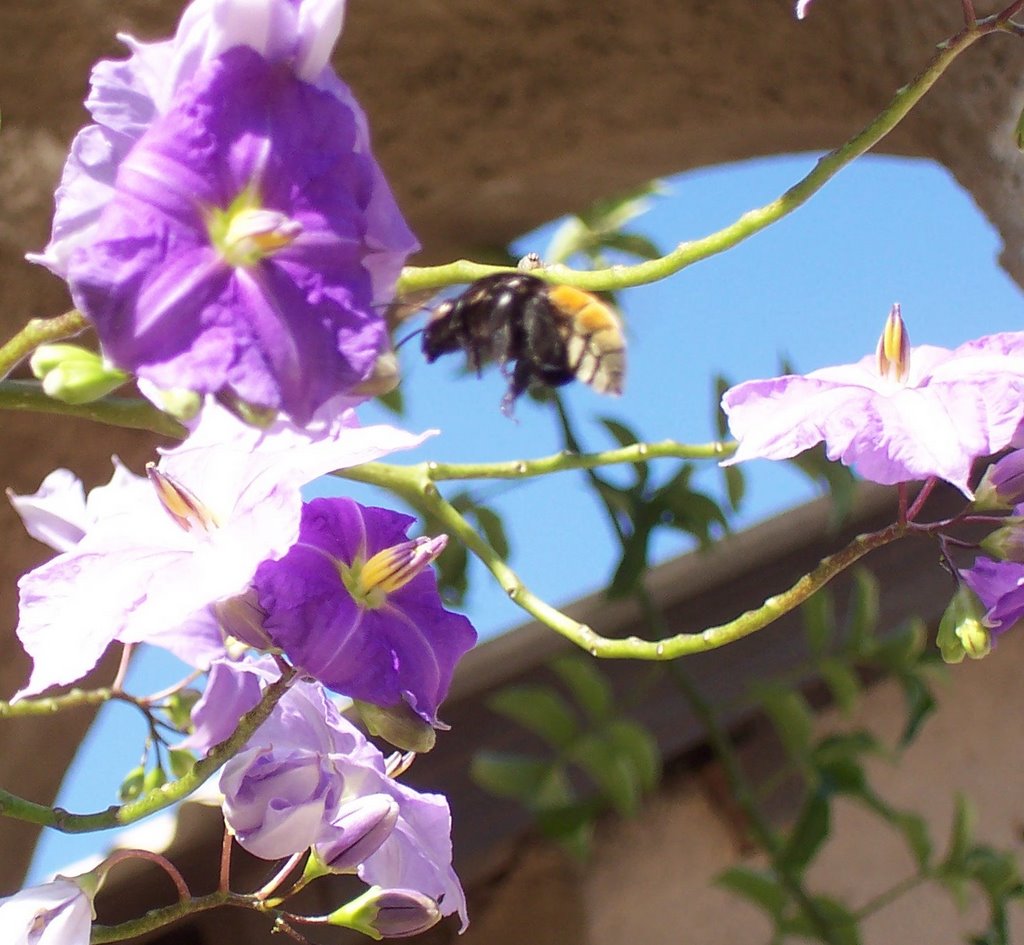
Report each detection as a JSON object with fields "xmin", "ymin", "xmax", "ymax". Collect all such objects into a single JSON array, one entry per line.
[{"xmin": 397, "ymin": 16, "xmax": 995, "ymax": 296}]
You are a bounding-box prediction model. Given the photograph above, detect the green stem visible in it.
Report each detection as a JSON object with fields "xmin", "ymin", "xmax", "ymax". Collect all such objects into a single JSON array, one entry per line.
[
  {"xmin": 0, "ymin": 667, "xmax": 296, "ymax": 833},
  {"xmin": 342, "ymin": 458, "xmax": 907, "ymax": 659},
  {"xmin": 0, "ymin": 687, "xmax": 120, "ymax": 717},
  {"xmin": 0, "ymin": 380, "xmax": 186, "ymax": 438},
  {"xmin": 90, "ymin": 891, "xmax": 237, "ymax": 943},
  {"xmin": 0, "ymin": 310, "xmax": 89, "ymax": 379},
  {"xmin": 338, "ymin": 439, "xmax": 733, "ymax": 490},
  {"xmin": 852, "ymin": 872, "xmax": 927, "ymax": 921},
  {"xmin": 397, "ymin": 20, "xmax": 990, "ymax": 296}
]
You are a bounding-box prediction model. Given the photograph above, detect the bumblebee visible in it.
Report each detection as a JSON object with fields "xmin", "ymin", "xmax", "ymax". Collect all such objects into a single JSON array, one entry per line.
[{"xmin": 421, "ymin": 273, "xmax": 626, "ymax": 414}]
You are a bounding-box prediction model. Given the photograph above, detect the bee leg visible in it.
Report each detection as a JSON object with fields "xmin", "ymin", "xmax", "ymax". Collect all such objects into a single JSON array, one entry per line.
[{"xmin": 501, "ymin": 361, "xmax": 533, "ymax": 418}]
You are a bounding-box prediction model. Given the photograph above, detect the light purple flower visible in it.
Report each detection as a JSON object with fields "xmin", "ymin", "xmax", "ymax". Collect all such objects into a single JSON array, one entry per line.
[
  {"xmin": 0, "ymin": 877, "xmax": 94, "ymax": 945},
  {"xmin": 30, "ymin": 0, "xmax": 414, "ymax": 307},
  {"xmin": 722, "ymin": 310, "xmax": 1024, "ymax": 496},
  {"xmin": 975, "ymin": 449, "xmax": 1024, "ymax": 511},
  {"xmin": 795, "ymin": 0, "xmax": 814, "ymax": 18},
  {"xmin": 204, "ymin": 661, "xmax": 467, "ymax": 928},
  {"xmin": 253, "ymin": 498, "xmax": 477, "ymax": 727},
  {"xmin": 960, "ymin": 557, "xmax": 1024, "ymax": 632},
  {"xmin": 11, "ymin": 400, "xmax": 432, "ymax": 699}
]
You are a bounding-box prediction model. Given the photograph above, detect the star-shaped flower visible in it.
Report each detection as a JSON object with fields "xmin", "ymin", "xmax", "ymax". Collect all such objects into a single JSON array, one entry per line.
[
  {"xmin": 722, "ymin": 308, "xmax": 1024, "ymax": 496},
  {"xmin": 11, "ymin": 400, "xmax": 432, "ymax": 699}
]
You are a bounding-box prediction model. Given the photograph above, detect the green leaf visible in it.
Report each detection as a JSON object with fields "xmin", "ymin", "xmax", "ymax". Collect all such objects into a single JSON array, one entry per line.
[
  {"xmin": 712, "ymin": 374, "xmax": 732, "ymax": 439},
  {"xmin": 778, "ymin": 789, "xmax": 830, "ymax": 874},
  {"xmin": 142, "ymin": 765, "xmax": 167, "ymax": 794},
  {"xmin": 569, "ymin": 732, "xmax": 641, "ymax": 816},
  {"xmin": 605, "ymin": 719, "xmax": 661, "ymax": 793},
  {"xmin": 598, "ymin": 231, "xmax": 663, "ymax": 261},
  {"xmin": 376, "ymin": 384, "xmax": 404, "ymax": 416},
  {"xmin": 716, "ymin": 866, "xmax": 787, "ymax": 918},
  {"xmin": 607, "ymin": 519, "xmax": 655, "ymax": 598},
  {"xmin": 473, "ymin": 506, "xmax": 510, "ymax": 560},
  {"xmin": 803, "ymin": 588, "xmax": 836, "ymax": 657},
  {"xmin": 943, "ymin": 794, "xmax": 976, "ymax": 873},
  {"xmin": 782, "ymin": 895, "xmax": 861, "ymax": 945},
  {"xmin": 819, "ymin": 658, "xmax": 861, "ymax": 715},
  {"xmin": 896, "ymin": 671, "xmax": 936, "ymax": 747},
  {"xmin": 544, "ymin": 218, "xmax": 591, "ymax": 265},
  {"xmin": 118, "ymin": 765, "xmax": 146, "ymax": 803},
  {"xmin": 599, "ymin": 417, "xmax": 648, "ymax": 489},
  {"xmin": 167, "ymin": 748, "xmax": 195, "ymax": 781},
  {"xmin": 723, "ymin": 465, "xmax": 746, "ymax": 514},
  {"xmin": 893, "ymin": 812, "xmax": 932, "ymax": 871},
  {"xmin": 868, "ymin": 619, "xmax": 926, "ymax": 673},
  {"xmin": 470, "ymin": 752, "xmax": 556, "ymax": 802},
  {"xmin": 487, "ymin": 685, "xmax": 580, "ymax": 750},
  {"xmin": 846, "ymin": 569, "xmax": 880, "ymax": 656},
  {"xmin": 550, "ymin": 655, "xmax": 613, "ymax": 723},
  {"xmin": 757, "ymin": 686, "xmax": 815, "ymax": 771}
]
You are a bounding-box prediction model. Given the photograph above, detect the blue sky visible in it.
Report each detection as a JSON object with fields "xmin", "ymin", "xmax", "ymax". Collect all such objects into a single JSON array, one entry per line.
[{"xmin": 26, "ymin": 152, "xmax": 1024, "ymax": 882}]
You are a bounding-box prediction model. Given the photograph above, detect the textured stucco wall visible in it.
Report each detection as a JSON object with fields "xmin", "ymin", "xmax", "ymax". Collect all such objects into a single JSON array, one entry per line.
[{"xmin": 2, "ymin": 0, "xmax": 1024, "ymax": 896}]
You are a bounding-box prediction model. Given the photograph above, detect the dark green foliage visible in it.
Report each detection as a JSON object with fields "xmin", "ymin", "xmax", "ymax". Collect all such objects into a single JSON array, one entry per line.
[{"xmin": 470, "ymin": 654, "xmax": 660, "ymax": 858}]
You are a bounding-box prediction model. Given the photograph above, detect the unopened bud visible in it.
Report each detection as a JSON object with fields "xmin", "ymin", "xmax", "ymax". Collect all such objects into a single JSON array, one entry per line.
[
  {"xmin": 30, "ymin": 344, "xmax": 128, "ymax": 404},
  {"xmin": 352, "ymin": 350, "xmax": 401, "ymax": 398},
  {"xmin": 875, "ymin": 304, "xmax": 910, "ymax": 384},
  {"xmin": 937, "ymin": 586, "xmax": 991, "ymax": 663},
  {"xmin": 213, "ymin": 588, "xmax": 272, "ymax": 650},
  {"xmin": 974, "ymin": 451, "xmax": 1024, "ymax": 512},
  {"xmin": 328, "ymin": 886, "xmax": 442, "ymax": 939},
  {"xmin": 980, "ymin": 520, "xmax": 1024, "ymax": 563},
  {"xmin": 355, "ymin": 700, "xmax": 438, "ymax": 754},
  {"xmin": 310, "ymin": 794, "xmax": 400, "ymax": 875},
  {"xmin": 140, "ymin": 383, "xmax": 202, "ymax": 422}
]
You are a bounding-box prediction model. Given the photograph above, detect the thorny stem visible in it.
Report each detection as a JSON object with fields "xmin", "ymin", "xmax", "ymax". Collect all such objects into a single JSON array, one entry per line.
[
  {"xmin": 339, "ymin": 458, "xmax": 909, "ymax": 660},
  {"xmin": 0, "ymin": 667, "xmax": 296, "ymax": 832},
  {"xmin": 397, "ymin": 15, "xmax": 998, "ymax": 297}
]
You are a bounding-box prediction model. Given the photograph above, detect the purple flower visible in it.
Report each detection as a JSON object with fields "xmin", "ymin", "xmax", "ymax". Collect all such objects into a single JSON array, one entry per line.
[
  {"xmin": 254, "ymin": 498, "xmax": 477, "ymax": 727},
  {"xmin": 960, "ymin": 557, "xmax": 1024, "ymax": 632},
  {"xmin": 722, "ymin": 309, "xmax": 1024, "ymax": 496},
  {"xmin": 204, "ymin": 661, "xmax": 467, "ymax": 928},
  {"xmin": 32, "ymin": 0, "xmax": 416, "ymax": 421},
  {"xmin": 11, "ymin": 400, "xmax": 431, "ymax": 699},
  {"xmin": 0, "ymin": 878, "xmax": 95, "ymax": 945}
]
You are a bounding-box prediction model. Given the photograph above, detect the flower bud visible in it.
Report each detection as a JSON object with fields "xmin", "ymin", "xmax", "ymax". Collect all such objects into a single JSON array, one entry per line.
[
  {"xmin": 311, "ymin": 794, "xmax": 400, "ymax": 874},
  {"xmin": 980, "ymin": 519, "xmax": 1024, "ymax": 563},
  {"xmin": 973, "ymin": 451, "xmax": 1024, "ymax": 511},
  {"xmin": 355, "ymin": 700, "xmax": 438, "ymax": 754},
  {"xmin": 937, "ymin": 586, "xmax": 991, "ymax": 663},
  {"xmin": 328, "ymin": 886, "xmax": 442, "ymax": 939},
  {"xmin": 30, "ymin": 344, "xmax": 128, "ymax": 404},
  {"xmin": 213, "ymin": 588, "xmax": 272, "ymax": 650}
]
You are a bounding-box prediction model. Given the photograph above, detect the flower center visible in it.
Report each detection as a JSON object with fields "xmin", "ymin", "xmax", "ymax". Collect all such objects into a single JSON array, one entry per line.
[
  {"xmin": 340, "ymin": 536, "xmax": 448, "ymax": 610},
  {"xmin": 875, "ymin": 303, "xmax": 911, "ymax": 385},
  {"xmin": 207, "ymin": 188, "xmax": 302, "ymax": 268},
  {"xmin": 147, "ymin": 465, "xmax": 219, "ymax": 534}
]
